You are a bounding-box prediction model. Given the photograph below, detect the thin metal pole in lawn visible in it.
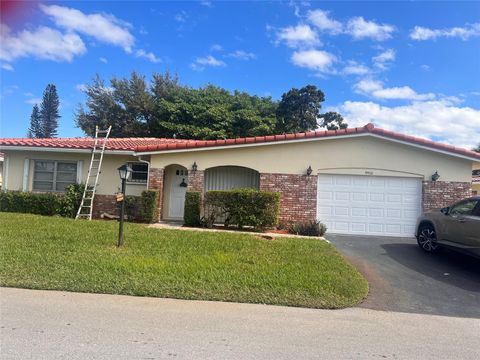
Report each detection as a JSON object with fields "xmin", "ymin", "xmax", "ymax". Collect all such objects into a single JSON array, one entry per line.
[{"xmin": 117, "ymin": 164, "xmax": 132, "ymax": 247}]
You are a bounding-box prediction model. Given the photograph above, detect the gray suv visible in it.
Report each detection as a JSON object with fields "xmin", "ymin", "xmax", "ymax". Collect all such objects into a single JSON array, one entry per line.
[{"xmin": 415, "ymin": 196, "xmax": 480, "ymax": 257}]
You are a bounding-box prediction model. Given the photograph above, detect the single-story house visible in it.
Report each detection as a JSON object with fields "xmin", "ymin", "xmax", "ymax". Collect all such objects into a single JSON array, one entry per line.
[{"xmin": 1, "ymin": 123, "xmax": 479, "ymax": 237}]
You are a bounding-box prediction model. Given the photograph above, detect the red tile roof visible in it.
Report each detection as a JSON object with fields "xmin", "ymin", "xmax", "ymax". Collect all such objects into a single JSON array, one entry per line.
[
  {"xmin": 134, "ymin": 123, "xmax": 480, "ymax": 160},
  {"xmin": 0, "ymin": 137, "xmax": 190, "ymax": 151},
  {"xmin": 1, "ymin": 124, "xmax": 479, "ymax": 160}
]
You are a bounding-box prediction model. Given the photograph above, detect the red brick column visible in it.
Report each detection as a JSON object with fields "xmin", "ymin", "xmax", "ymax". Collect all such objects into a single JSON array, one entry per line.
[
  {"xmin": 260, "ymin": 173, "xmax": 317, "ymax": 225},
  {"xmin": 148, "ymin": 167, "xmax": 164, "ymax": 221},
  {"xmin": 188, "ymin": 170, "xmax": 204, "ymax": 192},
  {"xmin": 422, "ymin": 181, "xmax": 472, "ymax": 211}
]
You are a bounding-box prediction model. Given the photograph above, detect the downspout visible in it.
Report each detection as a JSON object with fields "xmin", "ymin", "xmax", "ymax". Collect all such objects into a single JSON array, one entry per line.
[{"xmin": 137, "ymin": 156, "xmax": 150, "ymax": 190}]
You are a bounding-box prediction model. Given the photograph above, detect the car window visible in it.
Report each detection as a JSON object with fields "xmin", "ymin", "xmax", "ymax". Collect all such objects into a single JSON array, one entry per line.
[{"xmin": 449, "ymin": 200, "xmax": 477, "ymax": 216}]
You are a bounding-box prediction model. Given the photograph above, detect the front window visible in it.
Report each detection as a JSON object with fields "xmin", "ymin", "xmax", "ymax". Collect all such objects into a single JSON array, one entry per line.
[
  {"xmin": 449, "ymin": 200, "xmax": 478, "ymax": 216},
  {"xmin": 127, "ymin": 162, "xmax": 148, "ymax": 183},
  {"xmin": 33, "ymin": 160, "xmax": 77, "ymax": 192}
]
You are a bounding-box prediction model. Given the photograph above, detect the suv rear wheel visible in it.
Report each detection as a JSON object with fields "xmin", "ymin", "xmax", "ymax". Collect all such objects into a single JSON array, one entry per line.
[{"xmin": 417, "ymin": 224, "xmax": 438, "ymax": 253}]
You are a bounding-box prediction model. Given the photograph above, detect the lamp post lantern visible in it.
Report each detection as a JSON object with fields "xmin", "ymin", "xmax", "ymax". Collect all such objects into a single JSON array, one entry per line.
[{"xmin": 117, "ymin": 164, "xmax": 133, "ymax": 247}]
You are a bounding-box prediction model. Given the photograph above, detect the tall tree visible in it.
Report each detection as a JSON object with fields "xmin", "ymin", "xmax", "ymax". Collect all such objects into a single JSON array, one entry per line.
[
  {"xmin": 319, "ymin": 112, "xmax": 348, "ymax": 130},
  {"xmin": 39, "ymin": 84, "xmax": 60, "ymax": 137},
  {"xmin": 275, "ymin": 85, "xmax": 325, "ymax": 133},
  {"xmin": 76, "ymin": 72, "xmax": 278, "ymax": 139},
  {"xmin": 27, "ymin": 104, "xmax": 42, "ymax": 138}
]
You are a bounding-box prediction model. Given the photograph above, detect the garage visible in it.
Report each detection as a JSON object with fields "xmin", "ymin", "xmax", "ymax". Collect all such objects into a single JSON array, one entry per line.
[{"xmin": 317, "ymin": 174, "xmax": 422, "ymax": 237}]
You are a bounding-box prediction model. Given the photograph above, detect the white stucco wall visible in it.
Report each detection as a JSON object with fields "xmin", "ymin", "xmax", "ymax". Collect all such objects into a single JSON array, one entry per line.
[
  {"xmin": 1, "ymin": 151, "xmax": 148, "ymax": 196},
  {"xmin": 149, "ymin": 136, "xmax": 473, "ymax": 182}
]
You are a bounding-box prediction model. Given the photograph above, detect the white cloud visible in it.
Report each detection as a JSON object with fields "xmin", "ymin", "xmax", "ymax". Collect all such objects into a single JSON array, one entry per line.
[
  {"xmin": 25, "ymin": 97, "xmax": 42, "ymax": 105},
  {"xmin": 291, "ymin": 49, "xmax": 336, "ymax": 73},
  {"xmin": 331, "ymin": 100, "xmax": 480, "ymax": 149},
  {"xmin": 354, "ymin": 79, "xmax": 435, "ymax": 101},
  {"xmin": 1, "ymin": 63, "xmax": 14, "ymax": 71},
  {"xmin": 175, "ymin": 11, "xmax": 187, "ymax": 23},
  {"xmin": 24, "ymin": 92, "xmax": 34, "ymax": 97},
  {"xmin": 410, "ymin": 23, "xmax": 480, "ymax": 41},
  {"xmin": 99, "ymin": 57, "xmax": 108, "ymax": 63},
  {"xmin": 0, "ymin": 24, "xmax": 86, "ymax": 62},
  {"xmin": 420, "ymin": 64, "xmax": 430, "ymax": 71},
  {"xmin": 342, "ymin": 61, "xmax": 370, "ymax": 75},
  {"xmin": 190, "ymin": 55, "xmax": 226, "ymax": 71},
  {"xmin": 307, "ymin": 9, "xmax": 343, "ymax": 34},
  {"xmin": 76, "ymin": 83, "xmax": 87, "ymax": 92},
  {"xmin": 276, "ymin": 24, "xmax": 320, "ymax": 48},
  {"xmin": 40, "ymin": 4, "xmax": 135, "ymax": 52},
  {"xmin": 211, "ymin": 44, "xmax": 222, "ymax": 51},
  {"xmin": 372, "ymin": 49, "xmax": 395, "ymax": 69},
  {"xmin": 346, "ymin": 17, "xmax": 395, "ymax": 41},
  {"xmin": 225, "ymin": 50, "xmax": 256, "ymax": 60},
  {"xmin": 135, "ymin": 49, "xmax": 161, "ymax": 63},
  {"xmin": 200, "ymin": 1, "xmax": 213, "ymax": 8}
]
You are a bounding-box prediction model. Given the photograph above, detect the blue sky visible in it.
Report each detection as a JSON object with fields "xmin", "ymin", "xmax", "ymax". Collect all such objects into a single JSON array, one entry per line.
[{"xmin": 1, "ymin": 0, "xmax": 479, "ymax": 148}]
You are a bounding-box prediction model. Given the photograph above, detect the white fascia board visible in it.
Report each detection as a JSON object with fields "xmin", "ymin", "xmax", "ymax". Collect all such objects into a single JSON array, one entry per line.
[
  {"xmin": 134, "ymin": 133, "xmax": 370, "ymax": 155},
  {"xmin": 135, "ymin": 132, "xmax": 480, "ymax": 162},
  {"xmin": 0, "ymin": 146, "xmax": 134, "ymax": 156}
]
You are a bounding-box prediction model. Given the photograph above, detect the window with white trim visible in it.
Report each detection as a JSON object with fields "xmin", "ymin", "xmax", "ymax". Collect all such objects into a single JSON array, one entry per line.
[
  {"xmin": 127, "ymin": 162, "xmax": 148, "ymax": 184},
  {"xmin": 33, "ymin": 160, "xmax": 77, "ymax": 192}
]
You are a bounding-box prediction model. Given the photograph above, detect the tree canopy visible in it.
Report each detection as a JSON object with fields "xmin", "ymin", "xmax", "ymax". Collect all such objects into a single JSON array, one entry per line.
[
  {"xmin": 76, "ymin": 72, "xmax": 347, "ymax": 139},
  {"xmin": 473, "ymin": 144, "xmax": 480, "ymax": 153}
]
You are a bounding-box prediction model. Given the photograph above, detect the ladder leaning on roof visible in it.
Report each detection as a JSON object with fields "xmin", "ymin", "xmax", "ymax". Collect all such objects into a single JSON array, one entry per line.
[{"xmin": 75, "ymin": 126, "xmax": 112, "ymax": 220}]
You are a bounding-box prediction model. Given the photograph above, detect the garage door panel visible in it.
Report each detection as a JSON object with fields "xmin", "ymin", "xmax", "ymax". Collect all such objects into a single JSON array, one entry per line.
[{"xmin": 317, "ymin": 174, "xmax": 421, "ymax": 237}]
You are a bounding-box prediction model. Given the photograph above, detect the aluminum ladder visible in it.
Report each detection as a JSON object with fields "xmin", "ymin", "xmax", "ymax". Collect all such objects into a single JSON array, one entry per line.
[{"xmin": 75, "ymin": 126, "xmax": 112, "ymax": 220}]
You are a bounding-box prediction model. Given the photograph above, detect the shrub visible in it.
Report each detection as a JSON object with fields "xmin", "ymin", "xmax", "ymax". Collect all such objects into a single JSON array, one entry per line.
[
  {"xmin": 184, "ymin": 191, "xmax": 202, "ymax": 227},
  {"xmin": 125, "ymin": 195, "xmax": 141, "ymax": 221},
  {"xmin": 139, "ymin": 190, "xmax": 159, "ymax": 223},
  {"xmin": 203, "ymin": 189, "xmax": 280, "ymax": 230},
  {"xmin": 57, "ymin": 183, "xmax": 85, "ymax": 218},
  {"xmin": 125, "ymin": 190, "xmax": 159, "ymax": 223},
  {"xmin": 289, "ymin": 220, "xmax": 327, "ymax": 237},
  {"xmin": 0, "ymin": 191, "xmax": 62, "ymax": 216}
]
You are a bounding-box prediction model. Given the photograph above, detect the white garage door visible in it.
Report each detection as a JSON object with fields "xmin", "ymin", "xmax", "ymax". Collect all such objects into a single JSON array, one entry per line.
[{"xmin": 317, "ymin": 174, "xmax": 422, "ymax": 237}]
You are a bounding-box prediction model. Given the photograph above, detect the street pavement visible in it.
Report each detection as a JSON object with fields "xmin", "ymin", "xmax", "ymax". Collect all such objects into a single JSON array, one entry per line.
[{"xmin": 1, "ymin": 287, "xmax": 479, "ymax": 360}]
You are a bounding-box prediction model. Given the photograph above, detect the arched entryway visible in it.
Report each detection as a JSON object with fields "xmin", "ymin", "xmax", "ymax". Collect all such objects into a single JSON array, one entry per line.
[
  {"xmin": 204, "ymin": 166, "xmax": 260, "ymax": 191},
  {"xmin": 163, "ymin": 164, "xmax": 188, "ymax": 220}
]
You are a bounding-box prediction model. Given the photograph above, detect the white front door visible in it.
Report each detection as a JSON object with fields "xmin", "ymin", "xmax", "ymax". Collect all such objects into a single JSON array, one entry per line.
[
  {"xmin": 168, "ymin": 168, "xmax": 188, "ymax": 219},
  {"xmin": 317, "ymin": 174, "xmax": 422, "ymax": 237}
]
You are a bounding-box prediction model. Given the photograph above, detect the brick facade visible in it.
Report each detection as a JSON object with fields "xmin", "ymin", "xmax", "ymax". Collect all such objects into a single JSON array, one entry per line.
[
  {"xmin": 148, "ymin": 167, "xmax": 165, "ymax": 221},
  {"xmin": 188, "ymin": 170, "xmax": 204, "ymax": 192},
  {"xmin": 92, "ymin": 194, "xmax": 118, "ymax": 219},
  {"xmin": 260, "ymin": 173, "xmax": 317, "ymax": 225},
  {"xmin": 422, "ymin": 181, "xmax": 472, "ymax": 211}
]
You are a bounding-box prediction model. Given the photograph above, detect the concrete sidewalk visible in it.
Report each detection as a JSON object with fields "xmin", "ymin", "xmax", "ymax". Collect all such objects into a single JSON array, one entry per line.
[{"xmin": 1, "ymin": 288, "xmax": 479, "ymax": 359}]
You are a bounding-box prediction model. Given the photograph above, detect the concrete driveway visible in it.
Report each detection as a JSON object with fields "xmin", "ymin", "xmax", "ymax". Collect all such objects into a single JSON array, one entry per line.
[{"xmin": 327, "ymin": 234, "xmax": 480, "ymax": 318}]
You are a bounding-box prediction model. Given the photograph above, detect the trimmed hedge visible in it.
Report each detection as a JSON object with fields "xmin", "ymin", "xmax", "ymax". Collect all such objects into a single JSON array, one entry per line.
[
  {"xmin": 0, "ymin": 191, "xmax": 62, "ymax": 216},
  {"xmin": 289, "ymin": 220, "xmax": 327, "ymax": 237},
  {"xmin": 0, "ymin": 184, "xmax": 84, "ymax": 218},
  {"xmin": 0, "ymin": 187, "xmax": 158, "ymax": 223},
  {"xmin": 125, "ymin": 190, "xmax": 159, "ymax": 223},
  {"xmin": 184, "ymin": 191, "xmax": 202, "ymax": 227},
  {"xmin": 203, "ymin": 189, "xmax": 280, "ymax": 230}
]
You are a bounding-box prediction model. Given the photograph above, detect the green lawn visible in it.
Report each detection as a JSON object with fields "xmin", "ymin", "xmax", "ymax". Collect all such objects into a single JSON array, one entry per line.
[{"xmin": 0, "ymin": 212, "xmax": 368, "ymax": 309}]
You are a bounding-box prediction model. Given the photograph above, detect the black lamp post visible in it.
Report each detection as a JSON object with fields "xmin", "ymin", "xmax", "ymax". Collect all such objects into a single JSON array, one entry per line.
[{"xmin": 117, "ymin": 164, "xmax": 132, "ymax": 247}]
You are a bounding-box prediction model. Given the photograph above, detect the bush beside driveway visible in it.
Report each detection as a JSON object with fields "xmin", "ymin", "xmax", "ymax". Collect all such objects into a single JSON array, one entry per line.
[{"xmin": 0, "ymin": 213, "xmax": 368, "ymax": 309}]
